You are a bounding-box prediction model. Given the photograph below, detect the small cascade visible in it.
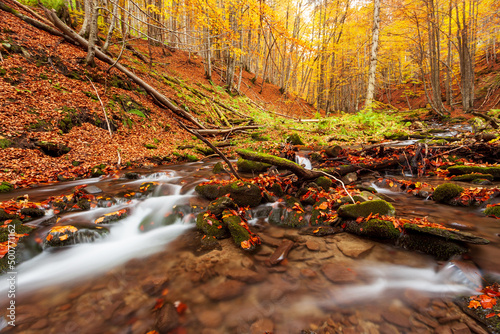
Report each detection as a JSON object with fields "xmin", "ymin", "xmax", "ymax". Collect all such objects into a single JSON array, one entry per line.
[{"xmin": 295, "ymin": 154, "xmax": 312, "ymax": 170}]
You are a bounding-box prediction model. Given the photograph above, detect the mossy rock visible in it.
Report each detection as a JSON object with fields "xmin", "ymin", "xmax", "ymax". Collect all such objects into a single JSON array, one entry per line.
[
  {"xmin": 195, "ymin": 212, "xmax": 229, "ymax": 239},
  {"xmin": 402, "ymin": 223, "xmax": 489, "ymax": 244},
  {"xmin": 0, "ymin": 232, "xmax": 42, "ymax": 274},
  {"xmin": 432, "ymin": 183, "xmax": 464, "ymax": 203},
  {"xmin": 0, "ymin": 181, "xmax": 14, "ymax": 193},
  {"xmin": 195, "ymin": 147, "xmax": 215, "ymax": 156},
  {"xmin": 90, "ymin": 164, "xmax": 106, "ymax": 177},
  {"xmin": 457, "ymin": 296, "xmax": 500, "ymax": 334},
  {"xmin": 212, "ymin": 162, "xmax": 226, "ymax": 174},
  {"xmin": 286, "ymin": 133, "xmax": 304, "ymax": 145},
  {"xmin": 94, "ymin": 209, "xmax": 129, "ymax": 225},
  {"xmin": 269, "ymin": 183, "xmax": 284, "ymax": 197},
  {"xmin": 397, "ymin": 233, "xmax": 468, "ymax": 261},
  {"xmin": 471, "ymin": 179, "xmax": 492, "ymax": 185},
  {"xmin": 344, "ymin": 219, "xmax": 400, "ymax": 240},
  {"xmin": 124, "ymin": 172, "xmax": 140, "ymax": 179},
  {"xmin": 195, "ymin": 183, "xmax": 223, "ymax": 201},
  {"xmin": 221, "ymin": 181, "xmax": 262, "ymax": 207},
  {"xmin": 338, "ymin": 200, "xmax": 395, "ymax": 219},
  {"xmin": 324, "ymin": 145, "xmax": 342, "ymax": 158},
  {"xmin": 237, "ymin": 158, "xmax": 271, "ymax": 173},
  {"xmin": 43, "ymin": 225, "xmax": 109, "ymax": 248},
  {"xmin": 448, "ymin": 166, "xmax": 500, "ymax": 179},
  {"xmin": 207, "ymin": 197, "xmax": 237, "ymax": 218},
  {"xmin": 451, "ymin": 173, "xmax": 494, "ymax": 182},
  {"xmin": 384, "ymin": 131, "xmax": 409, "ymax": 140},
  {"xmin": 314, "ymin": 176, "xmax": 332, "ymax": 191},
  {"xmin": 309, "ymin": 198, "xmax": 331, "ymax": 226},
  {"xmin": 35, "ymin": 141, "xmax": 71, "ymax": 157},
  {"xmin": 20, "ymin": 208, "xmax": 44, "ymax": 221},
  {"xmin": 309, "ymin": 152, "xmax": 324, "ymax": 163},
  {"xmin": 0, "ymin": 220, "xmax": 34, "ymax": 243},
  {"xmin": 484, "ymin": 205, "xmax": 500, "ymax": 218},
  {"xmin": 0, "ymin": 209, "xmax": 17, "ymax": 221},
  {"xmin": 222, "ymin": 210, "xmax": 259, "ymax": 251},
  {"xmin": 268, "ymin": 199, "xmax": 307, "ymax": 228}
]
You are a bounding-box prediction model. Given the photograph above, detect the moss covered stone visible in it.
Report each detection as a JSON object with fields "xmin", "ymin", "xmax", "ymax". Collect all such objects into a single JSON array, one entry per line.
[
  {"xmin": 451, "ymin": 173, "xmax": 494, "ymax": 182},
  {"xmin": 0, "ymin": 220, "xmax": 33, "ymax": 243},
  {"xmin": 195, "ymin": 183, "xmax": 223, "ymax": 201},
  {"xmin": 268, "ymin": 198, "xmax": 307, "ymax": 228},
  {"xmin": 222, "ymin": 210, "xmax": 258, "ymax": 251},
  {"xmin": 432, "ymin": 183, "xmax": 463, "ymax": 203},
  {"xmin": 286, "ymin": 133, "xmax": 304, "ymax": 145},
  {"xmin": 43, "ymin": 225, "xmax": 109, "ymax": 248},
  {"xmin": 314, "ymin": 176, "xmax": 332, "ymax": 191},
  {"xmin": 0, "ymin": 138, "xmax": 13, "ymax": 148},
  {"xmin": 91, "ymin": 164, "xmax": 106, "ymax": 177},
  {"xmin": 195, "ymin": 212, "xmax": 229, "ymax": 239},
  {"xmin": 448, "ymin": 166, "xmax": 500, "ymax": 179},
  {"xmin": 221, "ymin": 181, "xmax": 262, "ymax": 207},
  {"xmin": 338, "ymin": 200, "xmax": 395, "ymax": 219},
  {"xmin": 397, "ymin": 233, "xmax": 468, "ymax": 261},
  {"xmin": 403, "ymin": 223, "xmax": 489, "ymax": 244},
  {"xmin": 207, "ymin": 197, "xmax": 237, "ymax": 218},
  {"xmin": 195, "ymin": 147, "xmax": 215, "ymax": 156},
  {"xmin": 309, "ymin": 198, "xmax": 330, "ymax": 226},
  {"xmin": 0, "ymin": 181, "xmax": 14, "ymax": 193},
  {"xmin": 484, "ymin": 205, "xmax": 500, "ymax": 218},
  {"xmin": 269, "ymin": 183, "xmax": 284, "ymax": 197},
  {"xmin": 324, "ymin": 145, "xmax": 342, "ymax": 158},
  {"xmin": 20, "ymin": 208, "xmax": 45, "ymax": 220},
  {"xmin": 35, "ymin": 141, "xmax": 71, "ymax": 157},
  {"xmin": 237, "ymin": 158, "xmax": 271, "ymax": 173},
  {"xmin": 212, "ymin": 162, "xmax": 225, "ymax": 174},
  {"xmin": 344, "ymin": 219, "xmax": 400, "ymax": 240}
]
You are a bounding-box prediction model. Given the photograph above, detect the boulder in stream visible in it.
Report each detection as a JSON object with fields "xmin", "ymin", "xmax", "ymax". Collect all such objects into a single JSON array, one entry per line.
[
  {"xmin": 196, "ymin": 212, "xmax": 229, "ymax": 239},
  {"xmin": 402, "ymin": 223, "xmax": 490, "ymax": 245},
  {"xmin": 448, "ymin": 166, "xmax": 500, "ymax": 179},
  {"xmin": 338, "ymin": 200, "xmax": 395, "ymax": 219},
  {"xmin": 451, "ymin": 173, "xmax": 494, "ymax": 182},
  {"xmin": 43, "ymin": 224, "xmax": 109, "ymax": 248},
  {"xmin": 207, "ymin": 197, "xmax": 237, "ymax": 218},
  {"xmin": 432, "ymin": 183, "xmax": 464, "ymax": 203},
  {"xmin": 221, "ymin": 181, "xmax": 262, "ymax": 207},
  {"xmin": 343, "ymin": 218, "xmax": 401, "ymax": 240},
  {"xmin": 222, "ymin": 210, "xmax": 260, "ymax": 251},
  {"xmin": 484, "ymin": 205, "xmax": 500, "ymax": 218},
  {"xmin": 268, "ymin": 197, "xmax": 307, "ymax": 228},
  {"xmin": 94, "ymin": 208, "xmax": 130, "ymax": 224}
]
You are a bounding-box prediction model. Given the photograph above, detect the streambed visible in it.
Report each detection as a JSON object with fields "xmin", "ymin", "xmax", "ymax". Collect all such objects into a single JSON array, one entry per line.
[{"xmin": 0, "ymin": 158, "xmax": 498, "ymax": 334}]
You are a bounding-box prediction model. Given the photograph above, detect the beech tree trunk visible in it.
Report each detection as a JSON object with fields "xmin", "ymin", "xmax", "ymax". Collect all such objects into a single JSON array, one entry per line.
[
  {"xmin": 365, "ymin": 0, "xmax": 381, "ymax": 108},
  {"xmin": 85, "ymin": 0, "xmax": 98, "ymax": 66}
]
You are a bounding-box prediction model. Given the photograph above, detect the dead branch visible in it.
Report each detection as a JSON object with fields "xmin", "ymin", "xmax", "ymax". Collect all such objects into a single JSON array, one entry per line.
[
  {"xmin": 196, "ymin": 125, "xmax": 262, "ymax": 135},
  {"xmin": 177, "ymin": 121, "xmax": 241, "ymax": 180},
  {"xmin": 471, "ymin": 111, "xmax": 499, "ymax": 129}
]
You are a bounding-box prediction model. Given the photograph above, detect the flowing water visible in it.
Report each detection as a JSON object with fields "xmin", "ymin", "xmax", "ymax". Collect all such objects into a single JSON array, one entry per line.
[{"xmin": 0, "ymin": 159, "xmax": 499, "ymax": 333}]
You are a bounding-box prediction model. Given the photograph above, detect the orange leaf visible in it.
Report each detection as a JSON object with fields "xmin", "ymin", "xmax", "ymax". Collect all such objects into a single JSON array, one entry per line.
[
  {"xmin": 59, "ymin": 234, "xmax": 69, "ymax": 241},
  {"xmin": 317, "ymin": 202, "xmax": 328, "ymax": 210},
  {"xmin": 486, "ymin": 313, "xmax": 496, "ymax": 318},
  {"xmin": 468, "ymin": 300, "xmax": 481, "ymax": 309}
]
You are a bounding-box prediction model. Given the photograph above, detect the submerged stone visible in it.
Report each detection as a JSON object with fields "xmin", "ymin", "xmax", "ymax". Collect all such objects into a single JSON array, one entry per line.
[
  {"xmin": 397, "ymin": 233, "xmax": 468, "ymax": 261},
  {"xmin": 432, "ymin": 183, "xmax": 464, "ymax": 203},
  {"xmin": 338, "ymin": 200, "xmax": 395, "ymax": 219}
]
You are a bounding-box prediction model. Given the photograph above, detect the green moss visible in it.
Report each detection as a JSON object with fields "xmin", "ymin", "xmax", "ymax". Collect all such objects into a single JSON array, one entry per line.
[
  {"xmin": 286, "ymin": 133, "xmax": 305, "ymax": 145},
  {"xmin": 90, "ymin": 164, "xmax": 106, "ymax": 177},
  {"xmin": 484, "ymin": 205, "xmax": 500, "ymax": 218},
  {"xmin": 196, "ymin": 212, "xmax": 229, "ymax": 239},
  {"xmin": 0, "ymin": 181, "xmax": 14, "ymax": 193},
  {"xmin": 72, "ymin": 160, "xmax": 80, "ymax": 166},
  {"xmin": 397, "ymin": 233, "xmax": 468, "ymax": 261},
  {"xmin": 195, "ymin": 183, "xmax": 222, "ymax": 200},
  {"xmin": 452, "ymin": 173, "xmax": 494, "ymax": 182},
  {"xmin": 268, "ymin": 201, "xmax": 307, "ymax": 228},
  {"xmin": 83, "ymin": 91, "xmax": 98, "ymax": 100},
  {"xmin": 212, "ymin": 162, "xmax": 225, "ymax": 174},
  {"xmin": 314, "ymin": 176, "xmax": 332, "ymax": 191},
  {"xmin": 237, "ymin": 158, "xmax": 271, "ymax": 173},
  {"xmin": 338, "ymin": 200, "xmax": 395, "ymax": 219},
  {"xmin": 0, "ymin": 68, "xmax": 6, "ymax": 76},
  {"xmin": 221, "ymin": 181, "xmax": 262, "ymax": 207},
  {"xmin": 222, "ymin": 210, "xmax": 257, "ymax": 250},
  {"xmin": 195, "ymin": 146, "xmax": 215, "ymax": 156},
  {"xmin": 448, "ymin": 166, "xmax": 500, "ymax": 179},
  {"xmin": 144, "ymin": 143, "xmax": 157, "ymax": 149},
  {"xmin": 432, "ymin": 183, "xmax": 464, "ymax": 203},
  {"xmin": 0, "ymin": 139, "xmax": 13, "ymax": 149},
  {"xmin": 344, "ymin": 219, "xmax": 400, "ymax": 239},
  {"xmin": 0, "ymin": 220, "xmax": 34, "ymax": 242},
  {"xmin": 207, "ymin": 197, "xmax": 237, "ymax": 218}
]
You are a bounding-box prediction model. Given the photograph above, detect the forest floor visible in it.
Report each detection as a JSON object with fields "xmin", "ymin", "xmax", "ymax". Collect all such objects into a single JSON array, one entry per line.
[{"xmin": 0, "ymin": 0, "xmax": 498, "ymax": 191}]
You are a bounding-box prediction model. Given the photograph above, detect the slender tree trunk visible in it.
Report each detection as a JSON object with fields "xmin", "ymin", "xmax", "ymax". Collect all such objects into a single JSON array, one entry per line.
[
  {"xmin": 79, "ymin": 0, "xmax": 93, "ymax": 38},
  {"xmin": 85, "ymin": 0, "xmax": 98, "ymax": 66},
  {"xmin": 365, "ymin": 0, "xmax": 381, "ymax": 108},
  {"xmin": 102, "ymin": 0, "xmax": 118, "ymax": 52}
]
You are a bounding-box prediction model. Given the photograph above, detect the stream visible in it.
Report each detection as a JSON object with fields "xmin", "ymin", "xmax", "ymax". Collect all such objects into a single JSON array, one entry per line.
[{"xmin": 0, "ymin": 158, "xmax": 499, "ymax": 334}]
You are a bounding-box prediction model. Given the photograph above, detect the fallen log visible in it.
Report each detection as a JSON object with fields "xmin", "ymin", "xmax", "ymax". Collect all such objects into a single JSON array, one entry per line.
[
  {"xmin": 196, "ymin": 125, "xmax": 262, "ymax": 135},
  {"xmin": 324, "ymin": 155, "xmax": 406, "ymax": 176},
  {"xmin": 41, "ymin": 7, "xmax": 205, "ymax": 129}
]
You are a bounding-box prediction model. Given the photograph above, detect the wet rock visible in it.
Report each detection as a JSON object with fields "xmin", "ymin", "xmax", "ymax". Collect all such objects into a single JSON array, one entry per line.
[
  {"xmin": 343, "ymin": 172, "xmax": 358, "ymax": 184},
  {"xmin": 268, "ymin": 197, "xmax": 307, "ymax": 228},
  {"xmin": 208, "ymin": 197, "xmax": 237, "ymax": 218},
  {"xmin": 124, "ymin": 172, "xmax": 141, "ymax": 179},
  {"xmin": 82, "ymin": 185, "xmax": 103, "ymax": 194},
  {"xmin": 306, "ymin": 240, "xmax": 320, "ymax": 251},
  {"xmin": 196, "ymin": 212, "xmax": 229, "ymax": 239},
  {"xmin": 212, "ymin": 161, "xmax": 226, "ymax": 174},
  {"xmin": 94, "ymin": 208, "xmax": 129, "ymax": 224},
  {"xmin": 301, "ymin": 226, "xmax": 340, "ymax": 237},
  {"xmin": 204, "ymin": 279, "xmax": 245, "ymax": 301},
  {"xmin": 338, "ymin": 200, "xmax": 396, "ymax": 219},
  {"xmin": 336, "ymin": 234, "xmax": 375, "ymax": 258},
  {"xmin": 237, "ymin": 158, "xmax": 271, "ymax": 173},
  {"xmin": 268, "ymin": 239, "xmax": 294, "ymax": 265},
  {"xmin": 20, "ymin": 207, "xmax": 44, "ymax": 220},
  {"xmin": 222, "ymin": 181, "xmax": 262, "ymax": 207},
  {"xmin": 309, "ymin": 198, "xmax": 331, "ymax": 226},
  {"xmin": 269, "ymin": 183, "xmax": 284, "ymax": 197},
  {"xmin": 286, "ymin": 133, "xmax": 304, "ymax": 145},
  {"xmin": 432, "ymin": 183, "xmax": 464, "ymax": 203},
  {"xmin": 195, "ymin": 183, "xmax": 223, "ymax": 201},
  {"xmin": 198, "ymin": 310, "xmax": 223, "ymax": 328},
  {"xmin": 250, "ymin": 318, "xmax": 274, "ymax": 334},
  {"xmin": 451, "ymin": 173, "xmax": 494, "ymax": 182},
  {"xmin": 343, "ymin": 219, "xmax": 401, "ymax": 240},
  {"xmin": 397, "ymin": 233, "xmax": 468, "ymax": 261},
  {"xmin": 43, "ymin": 224, "xmax": 109, "ymax": 248},
  {"xmin": 484, "ymin": 205, "xmax": 500, "ymax": 218},
  {"xmin": 321, "ymin": 262, "xmax": 357, "ymax": 283},
  {"xmin": 449, "ymin": 323, "xmax": 471, "ymax": 334},
  {"xmin": 222, "ymin": 210, "xmax": 260, "ymax": 251},
  {"xmin": 382, "ymin": 310, "xmax": 412, "ymax": 328},
  {"xmin": 155, "ymin": 303, "xmax": 179, "ymax": 333},
  {"xmin": 140, "ymin": 204, "xmax": 199, "ymax": 232},
  {"xmin": 402, "ymin": 223, "xmax": 489, "ymax": 244},
  {"xmin": 225, "ymin": 268, "xmax": 265, "ymax": 283}
]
